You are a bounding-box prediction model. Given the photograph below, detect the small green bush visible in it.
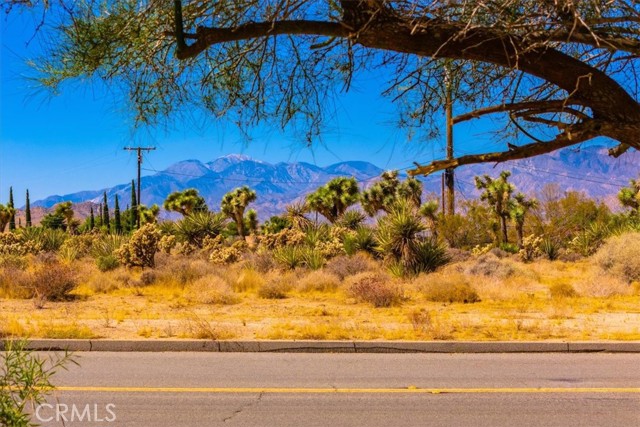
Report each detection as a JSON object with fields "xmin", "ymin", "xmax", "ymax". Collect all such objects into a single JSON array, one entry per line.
[{"xmin": 96, "ymin": 255, "xmax": 120, "ymax": 272}]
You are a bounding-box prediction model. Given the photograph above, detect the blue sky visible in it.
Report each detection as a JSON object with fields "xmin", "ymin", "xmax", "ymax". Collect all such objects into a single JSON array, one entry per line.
[{"xmin": 1, "ymin": 10, "xmax": 500, "ymax": 207}]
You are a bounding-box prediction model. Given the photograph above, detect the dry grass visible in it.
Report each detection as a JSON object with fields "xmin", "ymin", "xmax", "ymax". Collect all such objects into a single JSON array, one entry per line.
[{"xmin": 0, "ymin": 254, "xmax": 638, "ymax": 341}]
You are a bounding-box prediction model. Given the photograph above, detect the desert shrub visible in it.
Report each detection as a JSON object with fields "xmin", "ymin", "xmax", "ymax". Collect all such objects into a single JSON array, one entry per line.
[
  {"xmin": 325, "ymin": 252, "xmax": 377, "ymax": 280},
  {"xmin": 242, "ymin": 251, "xmax": 277, "ymax": 273},
  {"xmin": 297, "ymin": 270, "xmax": 341, "ymax": 292},
  {"xmin": 28, "ymin": 258, "xmax": 78, "ymax": 304},
  {"xmin": 273, "ymin": 246, "xmax": 305, "ymax": 269},
  {"xmin": 116, "ymin": 224, "xmax": 160, "ymax": 268},
  {"xmin": 499, "ymin": 242, "xmax": 519, "ymax": 254},
  {"xmin": 155, "ymin": 257, "xmax": 214, "ymax": 286},
  {"xmin": 488, "ymin": 247, "xmax": 509, "ymax": 258},
  {"xmin": 549, "ymin": 282, "xmax": 578, "ymax": 298},
  {"xmin": 346, "ymin": 272, "xmax": 403, "ymax": 308},
  {"xmin": 0, "ymin": 267, "xmax": 31, "ymax": 299},
  {"xmin": 466, "ymin": 253, "xmax": 515, "ymax": 279},
  {"xmin": 139, "ymin": 270, "xmax": 157, "ymax": 286},
  {"xmin": 446, "ymin": 248, "xmax": 471, "ymax": 263},
  {"xmin": 85, "ymin": 275, "xmax": 120, "ymax": 294},
  {"xmin": 0, "ymin": 254, "xmax": 28, "ymax": 270},
  {"xmin": 258, "ymin": 274, "xmax": 293, "ymax": 299},
  {"xmin": 234, "ymin": 268, "xmax": 266, "ymax": 292},
  {"xmin": 593, "ymin": 232, "xmax": 640, "ymax": 283},
  {"xmin": 417, "ymin": 274, "xmax": 480, "ymax": 303},
  {"xmin": 187, "ymin": 276, "xmax": 239, "ymax": 305},
  {"xmin": 91, "ymin": 234, "xmax": 128, "ymax": 258},
  {"xmin": 96, "ymin": 255, "xmax": 120, "ymax": 272}
]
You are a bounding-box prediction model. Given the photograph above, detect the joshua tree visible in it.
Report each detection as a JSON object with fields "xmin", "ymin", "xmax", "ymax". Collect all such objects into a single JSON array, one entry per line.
[
  {"xmin": 55, "ymin": 201, "xmax": 74, "ymax": 233},
  {"xmin": 221, "ymin": 186, "xmax": 257, "ymax": 238},
  {"xmin": 163, "ymin": 188, "xmax": 208, "ymax": 217},
  {"xmin": 618, "ymin": 177, "xmax": 640, "ymax": 215},
  {"xmin": 362, "ymin": 171, "xmax": 422, "ymax": 216},
  {"xmin": 475, "ymin": 171, "xmax": 514, "ymax": 244},
  {"xmin": 139, "ymin": 204, "xmax": 160, "ymax": 225},
  {"xmin": 0, "ymin": 204, "xmax": 14, "ymax": 232},
  {"xmin": 419, "ymin": 200, "xmax": 440, "ymax": 239},
  {"xmin": 509, "ymin": 193, "xmax": 538, "ymax": 248},
  {"xmin": 284, "ymin": 202, "xmax": 312, "ymax": 231},
  {"xmin": 306, "ymin": 177, "xmax": 360, "ymax": 223}
]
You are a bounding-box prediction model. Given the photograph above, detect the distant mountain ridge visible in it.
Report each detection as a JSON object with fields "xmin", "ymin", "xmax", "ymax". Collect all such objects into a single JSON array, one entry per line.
[{"xmin": 31, "ymin": 147, "xmax": 640, "ymax": 220}]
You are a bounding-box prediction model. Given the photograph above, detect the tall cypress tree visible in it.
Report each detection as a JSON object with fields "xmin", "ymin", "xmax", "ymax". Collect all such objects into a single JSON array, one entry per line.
[
  {"xmin": 114, "ymin": 195, "xmax": 122, "ymax": 234},
  {"xmin": 25, "ymin": 189, "xmax": 32, "ymax": 227},
  {"xmin": 8, "ymin": 187, "xmax": 15, "ymax": 231},
  {"xmin": 89, "ymin": 206, "xmax": 95, "ymax": 230},
  {"xmin": 102, "ymin": 192, "xmax": 110, "ymax": 230},
  {"xmin": 130, "ymin": 180, "xmax": 138, "ymax": 230}
]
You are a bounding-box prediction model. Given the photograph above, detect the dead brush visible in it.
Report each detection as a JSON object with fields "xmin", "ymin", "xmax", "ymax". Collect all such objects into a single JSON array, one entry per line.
[
  {"xmin": 346, "ymin": 272, "xmax": 403, "ymax": 308},
  {"xmin": 297, "ymin": 270, "xmax": 341, "ymax": 292},
  {"xmin": 187, "ymin": 276, "xmax": 239, "ymax": 305},
  {"xmin": 414, "ymin": 272, "xmax": 480, "ymax": 304}
]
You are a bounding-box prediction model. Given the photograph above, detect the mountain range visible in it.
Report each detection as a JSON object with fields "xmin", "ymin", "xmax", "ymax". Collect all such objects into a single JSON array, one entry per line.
[{"xmin": 29, "ymin": 147, "xmax": 640, "ymax": 221}]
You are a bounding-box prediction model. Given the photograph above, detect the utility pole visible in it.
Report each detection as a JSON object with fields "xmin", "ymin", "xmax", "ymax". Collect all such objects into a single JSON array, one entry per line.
[
  {"xmin": 124, "ymin": 146, "xmax": 156, "ymax": 228},
  {"xmin": 444, "ymin": 63, "xmax": 455, "ymax": 216}
]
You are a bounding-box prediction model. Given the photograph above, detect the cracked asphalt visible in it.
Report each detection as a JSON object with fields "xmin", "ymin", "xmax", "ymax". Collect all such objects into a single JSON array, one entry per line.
[{"xmin": 36, "ymin": 352, "xmax": 640, "ymax": 426}]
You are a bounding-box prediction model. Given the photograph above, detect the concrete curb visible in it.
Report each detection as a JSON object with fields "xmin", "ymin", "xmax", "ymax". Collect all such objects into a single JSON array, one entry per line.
[{"xmin": 2, "ymin": 340, "xmax": 640, "ymax": 353}]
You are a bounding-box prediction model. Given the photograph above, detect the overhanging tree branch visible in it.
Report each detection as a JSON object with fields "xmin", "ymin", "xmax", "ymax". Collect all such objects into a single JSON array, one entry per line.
[{"xmin": 408, "ymin": 120, "xmax": 605, "ymax": 176}]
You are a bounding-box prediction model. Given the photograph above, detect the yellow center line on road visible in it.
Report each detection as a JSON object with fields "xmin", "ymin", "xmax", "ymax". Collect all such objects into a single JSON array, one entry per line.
[{"xmin": 54, "ymin": 386, "xmax": 640, "ymax": 394}]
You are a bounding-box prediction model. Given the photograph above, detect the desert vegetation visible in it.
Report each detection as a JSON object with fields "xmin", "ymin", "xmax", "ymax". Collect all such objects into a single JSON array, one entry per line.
[{"xmin": 1, "ymin": 172, "xmax": 640, "ymax": 341}]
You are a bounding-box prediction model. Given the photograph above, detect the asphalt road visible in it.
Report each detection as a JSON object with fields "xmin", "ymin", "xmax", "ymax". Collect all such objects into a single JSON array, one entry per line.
[{"xmin": 35, "ymin": 353, "xmax": 640, "ymax": 426}]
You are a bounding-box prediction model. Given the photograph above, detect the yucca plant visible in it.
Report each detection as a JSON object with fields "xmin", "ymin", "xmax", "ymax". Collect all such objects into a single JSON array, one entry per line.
[
  {"xmin": 411, "ymin": 239, "xmax": 450, "ymax": 275},
  {"xmin": 301, "ymin": 247, "xmax": 326, "ymax": 270},
  {"xmin": 174, "ymin": 211, "xmax": 227, "ymax": 247},
  {"xmin": 375, "ymin": 200, "xmax": 426, "ymax": 269},
  {"xmin": 337, "ymin": 210, "xmax": 366, "ymax": 230},
  {"xmin": 304, "ymin": 224, "xmax": 330, "ymax": 247},
  {"xmin": 20, "ymin": 228, "xmax": 67, "ymax": 252},
  {"xmin": 91, "ymin": 234, "xmax": 128, "ymax": 258},
  {"xmin": 273, "ymin": 246, "xmax": 304, "ymax": 270},
  {"xmin": 343, "ymin": 226, "xmax": 376, "ymax": 256}
]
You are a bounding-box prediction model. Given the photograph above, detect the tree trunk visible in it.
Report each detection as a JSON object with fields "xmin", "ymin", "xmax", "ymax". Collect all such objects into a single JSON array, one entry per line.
[
  {"xmin": 235, "ymin": 212, "xmax": 245, "ymax": 238},
  {"xmin": 501, "ymin": 216, "xmax": 508, "ymax": 245},
  {"xmin": 516, "ymin": 223, "xmax": 524, "ymax": 249}
]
